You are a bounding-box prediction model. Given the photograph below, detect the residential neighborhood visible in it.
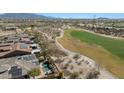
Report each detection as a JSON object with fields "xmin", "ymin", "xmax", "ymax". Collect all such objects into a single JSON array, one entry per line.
[
  {"xmin": 0, "ymin": 23, "xmax": 62, "ymax": 79},
  {"xmin": 1, "ymin": 13, "xmax": 124, "ymax": 79}
]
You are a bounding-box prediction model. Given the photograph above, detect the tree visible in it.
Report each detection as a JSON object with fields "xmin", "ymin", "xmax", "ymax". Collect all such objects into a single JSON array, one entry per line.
[
  {"xmin": 41, "ymin": 49, "xmax": 50, "ymax": 60},
  {"xmin": 28, "ymin": 68, "xmax": 40, "ymax": 78}
]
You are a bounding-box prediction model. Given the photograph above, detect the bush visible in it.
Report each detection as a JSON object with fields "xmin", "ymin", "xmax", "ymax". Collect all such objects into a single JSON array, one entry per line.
[
  {"xmin": 64, "ymin": 70, "xmax": 71, "ymax": 76},
  {"xmin": 79, "ymin": 69, "xmax": 83, "ymax": 74},
  {"xmin": 86, "ymin": 69, "xmax": 100, "ymax": 79},
  {"xmin": 70, "ymin": 72, "xmax": 79, "ymax": 79},
  {"xmin": 63, "ymin": 63, "xmax": 69, "ymax": 69},
  {"xmin": 28, "ymin": 68, "xmax": 40, "ymax": 78},
  {"xmin": 73, "ymin": 54, "xmax": 80, "ymax": 59},
  {"xmin": 77, "ymin": 61, "xmax": 82, "ymax": 65},
  {"xmin": 70, "ymin": 65, "xmax": 74, "ymax": 70}
]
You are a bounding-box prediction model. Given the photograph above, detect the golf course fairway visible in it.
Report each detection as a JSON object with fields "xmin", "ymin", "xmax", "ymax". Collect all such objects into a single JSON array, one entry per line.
[{"xmin": 58, "ymin": 29, "xmax": 124, "ymax": 78}]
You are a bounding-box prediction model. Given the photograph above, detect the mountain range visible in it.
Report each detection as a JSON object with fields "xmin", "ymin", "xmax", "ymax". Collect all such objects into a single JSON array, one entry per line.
[
  {"xmin": 0, "ymin": 13, "xmax": 120, "ymax": 20},
  {"xmin": 0, "ymin": 13, "xmax": 49, "ymax": 20}
]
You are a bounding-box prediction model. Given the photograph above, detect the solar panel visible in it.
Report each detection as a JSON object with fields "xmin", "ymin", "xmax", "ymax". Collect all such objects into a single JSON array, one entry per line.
[
  {"xmin": 11, "ymin": 66, "xmax": 17, "ymax": 71},
  {"xmin": 29, "ymin": 55, "xmax": 33, "ymax": 60},
  {"xmin": 9, "ymin": 66, "xmax": 22, "ymax": 78},
  {"xmin": 12, "ymin": 68, "xmax": 22, "ymax": 78},
  {"xmin": 23, "ymin": 55, "xmax": 35, "ymax": 61},
  {"xmin": 20, "ymin": 43, "xmax": 28, "ymax": 49}
]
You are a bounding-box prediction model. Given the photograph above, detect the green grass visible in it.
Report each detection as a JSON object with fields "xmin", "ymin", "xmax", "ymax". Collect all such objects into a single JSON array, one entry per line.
[
  {"xmin": 58, "ymin": 29, "xmax": 124, "ymax": 78},
  {"xmin": 71, "ymin": 30, "xmax": 124, "ymax": 60}
]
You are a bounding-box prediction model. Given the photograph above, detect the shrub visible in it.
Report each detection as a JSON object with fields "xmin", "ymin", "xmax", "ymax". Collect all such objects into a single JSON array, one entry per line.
[
  {"xmin": 77, "ymin": 61, "xmax": 82, "ymax": 65},
  {"xmin": 28, "ymin": 68, "xmax": 40, "ymax": 78},
  {"xmin": 64, "ymin": 70, "xmax": 71, "ymax": 76},
  {"xmin": 73, "ymin": 54, "xmax": 80, "ymax": 60},
  {"xmin": 86, "ymin": 69, "xmax": 100, "ymax": 79},
  {"xmin": 70, "ymin": 72, "xmax": 79, "ymax": 79},
  {"xmin": 70, "ymin": 65, "xmax": 74, "ymax": 70},
  {"xmin": 63, "ymin": 63, "xmax": 69, "ymax": 69},
  {"xmin": 79, "ymin": 69, "xmax": 83, "ymax": 74}
]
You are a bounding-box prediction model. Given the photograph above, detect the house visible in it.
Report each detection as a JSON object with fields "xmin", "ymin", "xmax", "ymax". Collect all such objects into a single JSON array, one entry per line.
[
  {"xmin": 5, "ymin": 36, "xmax": 20, "ymax": 43},
  {"xmin": 0, "ymin": 54, "xmax": 39, "ymax": 79},
  {"xmin": 3, "ymin": 33, "xmax": 33, "ymax": 44},
  {"xmin": 0, "ymin": 65, "xmax": 27, "ymax": 79},
  {"xmin": 20, "ymin": 36, "xmax": 34, "ymax": 44},
  {"xmin": 0, "ymin": 42, "xmax": 41, "ymax": 58},
  {"xmin": 8, "ymin": 65, "xmax": 24, "ymax": 79},
  {"xmin": 3, "ymin": 25, "xmax": 18, "ymax": 31},
  {"xmin": 0, "ymin": 43, "xmax": 32, "ymax": 58}
]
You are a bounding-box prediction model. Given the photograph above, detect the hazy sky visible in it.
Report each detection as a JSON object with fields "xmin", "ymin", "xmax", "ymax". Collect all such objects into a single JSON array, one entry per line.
[{"xmin": 39, "ymin": 13, "xmax": 124, "ymax": 19}]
